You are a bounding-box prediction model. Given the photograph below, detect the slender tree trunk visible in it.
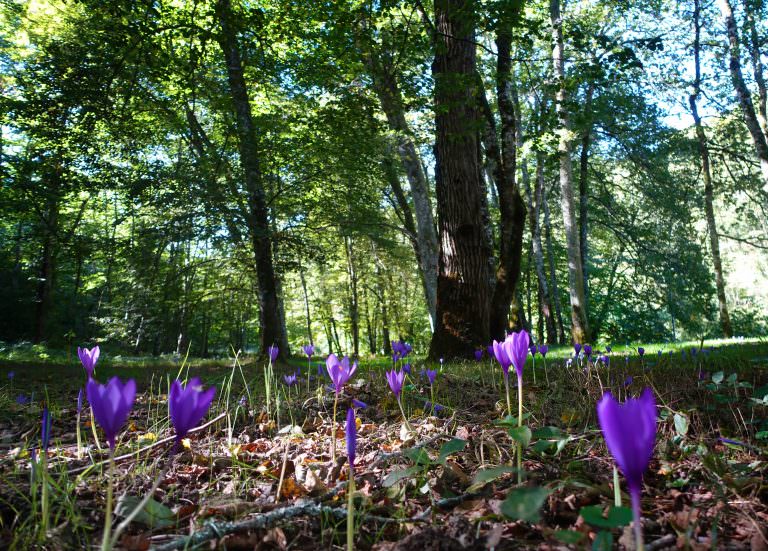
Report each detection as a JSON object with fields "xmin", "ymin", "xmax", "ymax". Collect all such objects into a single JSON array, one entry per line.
[
  {"xmin": 488, "ymin": 31, "xmax": 527, "ymax": 340},
  {"xmin": 550, "ymin": 0, "xmax": 589, "ymax": 343},
  {"xmin": 690, "ymin": 0, "xmax": 733, "ymax": 337},
  {"xmin": 214, "ymin": 0, "xmax": 288, "ymax": 359},
  {"xmin": 363, "ymin": 52, "xmax": 439, "ymax": 329},
  {"xmin": 542, "ymin": 184, "xmax": 567, "ymax": 343},
  {"xmin": 578, "ymin": 84, "xmax": 594, "ymax": 309},
  {"xmin": 299, "ymin": 262, "xmax": 314, "ymax": 345},
  {"xmin": 428, "ymin": 0, "xmax": 494, "ymax": 360},
  {"xmin": 720, "ymin": 0, "xmax": 768, "ymax": 191},
  {"xmin": 533, "ymin": 151, "xmax": 558, "ymax": 344},
  {"xmin": 34, "ymin": 168, "xmax": 61, "ymax": 343},
  {"xmin": 745, "ymin": 0, "xmax": 767, "ymax": 137},
  {"xmin": 344, "ymin": 236, "xmax": 360, "ymax": 357}
]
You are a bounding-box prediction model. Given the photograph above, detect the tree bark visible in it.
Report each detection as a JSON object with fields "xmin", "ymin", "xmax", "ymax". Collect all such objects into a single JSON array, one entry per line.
[
  {"xmin": 542, "ymin": 178, "xmax": 567, "ymax": 344},
  {"xmin": 745, "ymin": 0, "xmax": 767, "ymax": 137},
  {"xmin": 550, "ymin": 0, "xmax": 589, "ymax": 343},
  {"xmin": 344, "ymin": 236, "xmax": 360, "ymax": 357},
  {"xmin": 578, "ymin": 84, "xmax": 594, "ymax": 309},
  {"xmin": 533, "ymin": 150, "xmax": 558, "ymax": 344},
  {"xmin": 690, "ymin": 0, "xmax": 733, "ymax": 337},
  {"xmin": 298, "ymin": 262, "xmax": 314, "ymax": 346},
  {"xmin": 488, "ymin": 30, "xmax": 527, "ymax": 340},
  {"xmin": 214, "ymin": 0, "xmax": 288, "ymax": 359},
  {"xmin": 720, "ymin": 0, "xmax": 768, "ymax": 191},
  {"xmin": 363, "ymin": 51, "xmax": 439, "ymax": 329},
  {"xmin": 428, "ymin": 0, "xmax": 494, "ymax": 360}
]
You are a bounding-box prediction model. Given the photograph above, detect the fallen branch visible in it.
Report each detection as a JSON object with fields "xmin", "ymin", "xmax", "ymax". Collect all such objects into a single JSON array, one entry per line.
[
  {"xmin": 67, "ymin": 412, "xmax": 227, "ymax": 475},
  {"xmin": 149, "ymin": 501, "xmax": 422, "ymax": 551}
]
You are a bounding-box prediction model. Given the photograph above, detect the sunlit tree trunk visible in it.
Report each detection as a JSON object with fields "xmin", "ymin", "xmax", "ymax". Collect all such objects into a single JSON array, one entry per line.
[
  {"xmin": 720, "ymin": 0, "xmax": 768, "ymax": 191},
  {"xmin": 533, "ymin": 151, "xmax": 558, "ymax": 344},
  {"xmin": 578, "ymin": 84, "xmax": 594, "ymax": 311},
  {"xmin": 214, "ymin": 0, "xmax": 288, "ymax": 359},
  {"xmin": 542, "ymin": 181, "xmax": 567, "ymax": 344},
  {"xmin": 550, "ymin": 0, "xmax": 589, "ymax": 343},
  {"xmin": 691, "ymin": 0, "xmax": 733, "ymax": 337},
  {"xmin": 429, "ymin": 0, "xmax": 494, "ymax": 360}
]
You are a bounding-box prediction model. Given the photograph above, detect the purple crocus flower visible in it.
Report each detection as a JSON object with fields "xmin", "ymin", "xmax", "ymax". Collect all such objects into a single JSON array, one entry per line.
[
  {"xmin": 402, "ymin": 363, "xmax": 412, "ymax": 375},
  {"xmin": 529, "ymin": 344, "xmax": 538, "ymax": 356},
  {"xmin": 352, "ymin": 399, "xmax": 367, "ymax": 409},
  {"xmin": 424, "ymin": 401, "xmax": 444, "ymax": 412},
  {"xmin": 492, "ymin": 339, "xmax": 513, "ymax": 377},
  {"xmin": 302, "ymin": 344, "xmax": 315, "ymax": 358},
  {"xmin": 77, "ymin": 388, "xmax": 84, "ymax": 414},
  {"xmin": 41, "ymin": 407, "xmax": 51, "ymax": 452},
  {"xmin": 385, "ymin": 369, "xmax": 405, "ymax": 398},
  {"xmin": 597, "ymin": 388, "xmax": 657, "ymax": 545},
  {"xmin": 583, "ymin": 345, "xmax": 592, "ymax": 359},
  {"xmin": 539, "ymin": 345, "xmax": 549, "ymax": 357},
  {"xmin": 283, "ymin": 373, "xmax": 298, "ymax": 386},
  {"xmin": 346, "ymin": 408, "xmax": 356, "ymax": 470},
  {"xmin": 78, "ymin": 346, "xmax": 100, "ymax": 380},
  {"xmin": 16, "ymin": 395, "xmax": 29, "ymax": 405},
  {"xmin": 486, "ymin": 345, "xmax": 494, "ymax": 357},
  {"xmin": 503, "ymin": 329, "xmax": 530, "ymax": 381},
  {"xmin": 86, "ymin": 376, "xmax": 136, "ymax": 451},
  {"xmin": 574, "ymin": 343, "xmax": 582, "ymax": 356},
  {"xmin": 474, "ymin": 349, "xmax": 483, "ymax": 361},
  {"xmin": 624, "ymin": 376, "xmax": 633, "ymax": 387},
  {"xmin": 600, "ymin": 354, "xmax": 610, "ymax": 366},
  {"xmin": 8, "ymin": 371, "xmax": 15, "ymax": 380},
  {"xmin": 606, "ymin": 345, "xmax": 612, "ymax": 353},
  {"xmin": 169, "ymin": 377, "xmax": 216, "ymax": 443},
  {"xmin": 326, "ymin": 354, "xmax": 357, "ymax": 394},
  {"xmin": 425, "ymin": 369, "xmax": 437, "ymax": 386},
  {"xmin": 268, "ymin": 345, "xmax": 279, "ymax": 362},
  {"xmin": 637, "ymin": 347, "xmax": 645, "ymax": 357}
]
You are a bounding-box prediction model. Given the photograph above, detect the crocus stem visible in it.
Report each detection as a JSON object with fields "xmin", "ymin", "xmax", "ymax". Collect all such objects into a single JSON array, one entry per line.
[
  {"xmin": 504, "ymin": 375, "xmax": 512, "ymax": 418},
  {"xmin": 76, "ymin": 411, "xmax": 82, "ymax": 459},
  {"xmin": 101, "ymin": 451, "xmax": 115, "ymax": 551},
  {"xmin": 543, "ymin": 357, "xmax": 549, "ymax": 385},
  {"xmin": 110, "ymin": 456, "xmax": 171, "ymax": 548},
  {"xmin": 430, "ymin": 386, "xmax": 435, "ymax": 417},
  {"xmin": 347, "ymin": 472, "xmax": 355, "ymax": 551},
  {"xmin": 630, "ymin": 486, "xmax": 644, "ymax": 551},
  {"xmin": 517, "ymin": 375, "xmax": 523, "ymax": 485},
  {"xmin": 532, "ymin": 357, "xmax": 536, "ymax": 385},
  {"xmin": 331, "ymin": 393, "xmax": 338, "ymax": 464},
  {"xmin": 90, "ymin": 406, "xmax": 102, "ymax": 451},
  {"xmin": 40, "ymin": 453, "xmax": 48, "ymax": 541},
  {"xmin": 397, "ymin": 398, "xmax": 414, "ymax": 433},
  {"xmin": 613, "ymin": 467, "xmax": 621, "ymax": 507}
]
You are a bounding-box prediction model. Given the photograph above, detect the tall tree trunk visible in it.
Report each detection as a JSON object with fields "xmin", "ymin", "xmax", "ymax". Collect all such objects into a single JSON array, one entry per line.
[
  {"xmin": 550, "ymin": 0, "xmax": 589, "ymax": 343},
  {"xmin": 578, "ymin": 84, "xmax": 594, "ymax": 310},
  {"xmin": 488, "ymin": 29, "xmax": 527, "ymax": 340},
  {"xmin": 344, "ymin": 236, "xmax": 360, "ymax": 357},
  {"xmin": 691, "ymin": 0, "xmax": 733, "ymax": 337},
  {"xmin": 542, "ymin": 183, "xmax": 567, "ymax": 343},
  {"xmin": 428, "ymin": 0, "xmax": 494, "ymax": 360},
  {"xmin": 298, "ymin": 262, "xmax": 314, "ymax": 345},
  {"xmin": 214, "ymin": 0, "xmax": 288, "ymax": 359},
  {"xmin": 363, "ymin": 51, "xmax": 439, "ymax": 329},
  {"xmin": 720, "ymin": 0, "xmax": 768, "ymax": 191},
  {"xmin": 34, "ymin": 167, "xmax": 61, "ymax": 343},
  {"xmin": 745, "ymin": 0, "xmax": 767, "ymax": 136},
  {"xmin": 533, "ymin": 151, "xmax": 558, "ymax": 344}
]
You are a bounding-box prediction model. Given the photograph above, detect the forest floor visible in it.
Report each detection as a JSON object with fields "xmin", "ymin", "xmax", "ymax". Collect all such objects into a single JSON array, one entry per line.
[{"xmin": 0, "ymin": 339, "xmax": 766, "ymax": 550}]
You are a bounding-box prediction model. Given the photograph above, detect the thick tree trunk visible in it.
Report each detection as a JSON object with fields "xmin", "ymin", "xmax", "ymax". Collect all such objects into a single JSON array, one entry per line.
[
  {"xmin": 298, "ymin": 262, "xmax": 314, "ymax": 346},
  {"xmin": 720, "ymin": 0, "xmax": 768, "ymax": 191},
  {"xmin": 428, "ymin": 0, "xmax": 494, "ymax": 360},
  {"xmin": 691, "ymin": 0, "xmax": 733, "ymax": 337},
  {"xmin": 550, "ymin": 0, "xmax": 589, "ymax": 343},
  {"xmin": 578, "ymin": 84, "xmax": 594, "ymax": 309},
  {"xmin": 214, "ymin": 0, "xmax": 288, "ymax": 359},
  {"xmin": 364, "ymin": 54, "xmax": 439, "ymax": 329}
]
